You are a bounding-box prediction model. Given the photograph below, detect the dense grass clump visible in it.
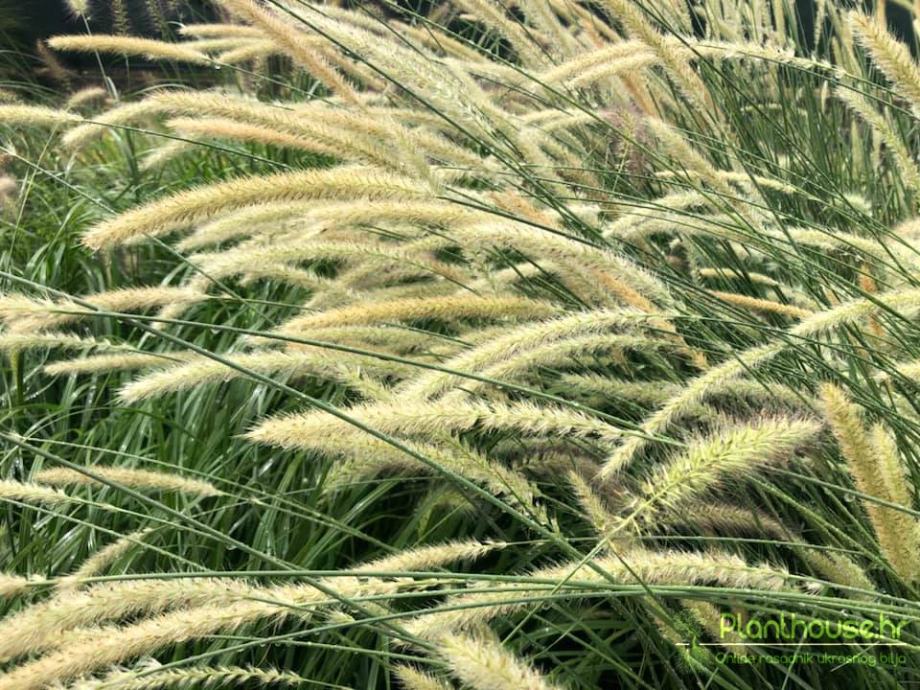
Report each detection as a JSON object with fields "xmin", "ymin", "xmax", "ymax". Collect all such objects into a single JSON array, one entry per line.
[{"xmin": 2, "ymin": 1, "xmax": 920, "ymax": 688}]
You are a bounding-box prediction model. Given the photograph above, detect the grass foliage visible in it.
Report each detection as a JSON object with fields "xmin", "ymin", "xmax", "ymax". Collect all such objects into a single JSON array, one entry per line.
[{"xmin": 2, "ymin": 0, "xmax": 920, "ymax": 687}]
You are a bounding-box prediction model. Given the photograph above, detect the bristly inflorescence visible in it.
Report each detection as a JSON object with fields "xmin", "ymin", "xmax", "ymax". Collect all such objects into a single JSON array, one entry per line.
[{"xmin": 3, "ymin": 1, "xmax": 920, "ymax": 688}]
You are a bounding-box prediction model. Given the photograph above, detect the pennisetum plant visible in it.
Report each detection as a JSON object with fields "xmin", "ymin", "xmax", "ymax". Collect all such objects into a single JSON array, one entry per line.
[{"xmin": 1, "ymin": 1, "xmax": 920, "ymax": 688}]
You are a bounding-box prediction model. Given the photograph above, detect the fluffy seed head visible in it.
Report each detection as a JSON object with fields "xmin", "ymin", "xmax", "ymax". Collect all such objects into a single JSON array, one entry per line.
[
  {"xmin": 82, "ymin": 167, "xmax": 432, "ymax": 249},
  {"xmin": 436, "ymin": 632, "xmax": 563, "ymax": 690},
  {"xmin": 35, "ymin": 467, "xmax": 223, "ymax": 497}
]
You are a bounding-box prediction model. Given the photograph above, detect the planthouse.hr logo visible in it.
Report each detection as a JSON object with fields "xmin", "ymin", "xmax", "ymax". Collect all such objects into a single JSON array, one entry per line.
[{"xmin": 719, "ymin": 612, "xmax": 909, "ymax": 643}]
